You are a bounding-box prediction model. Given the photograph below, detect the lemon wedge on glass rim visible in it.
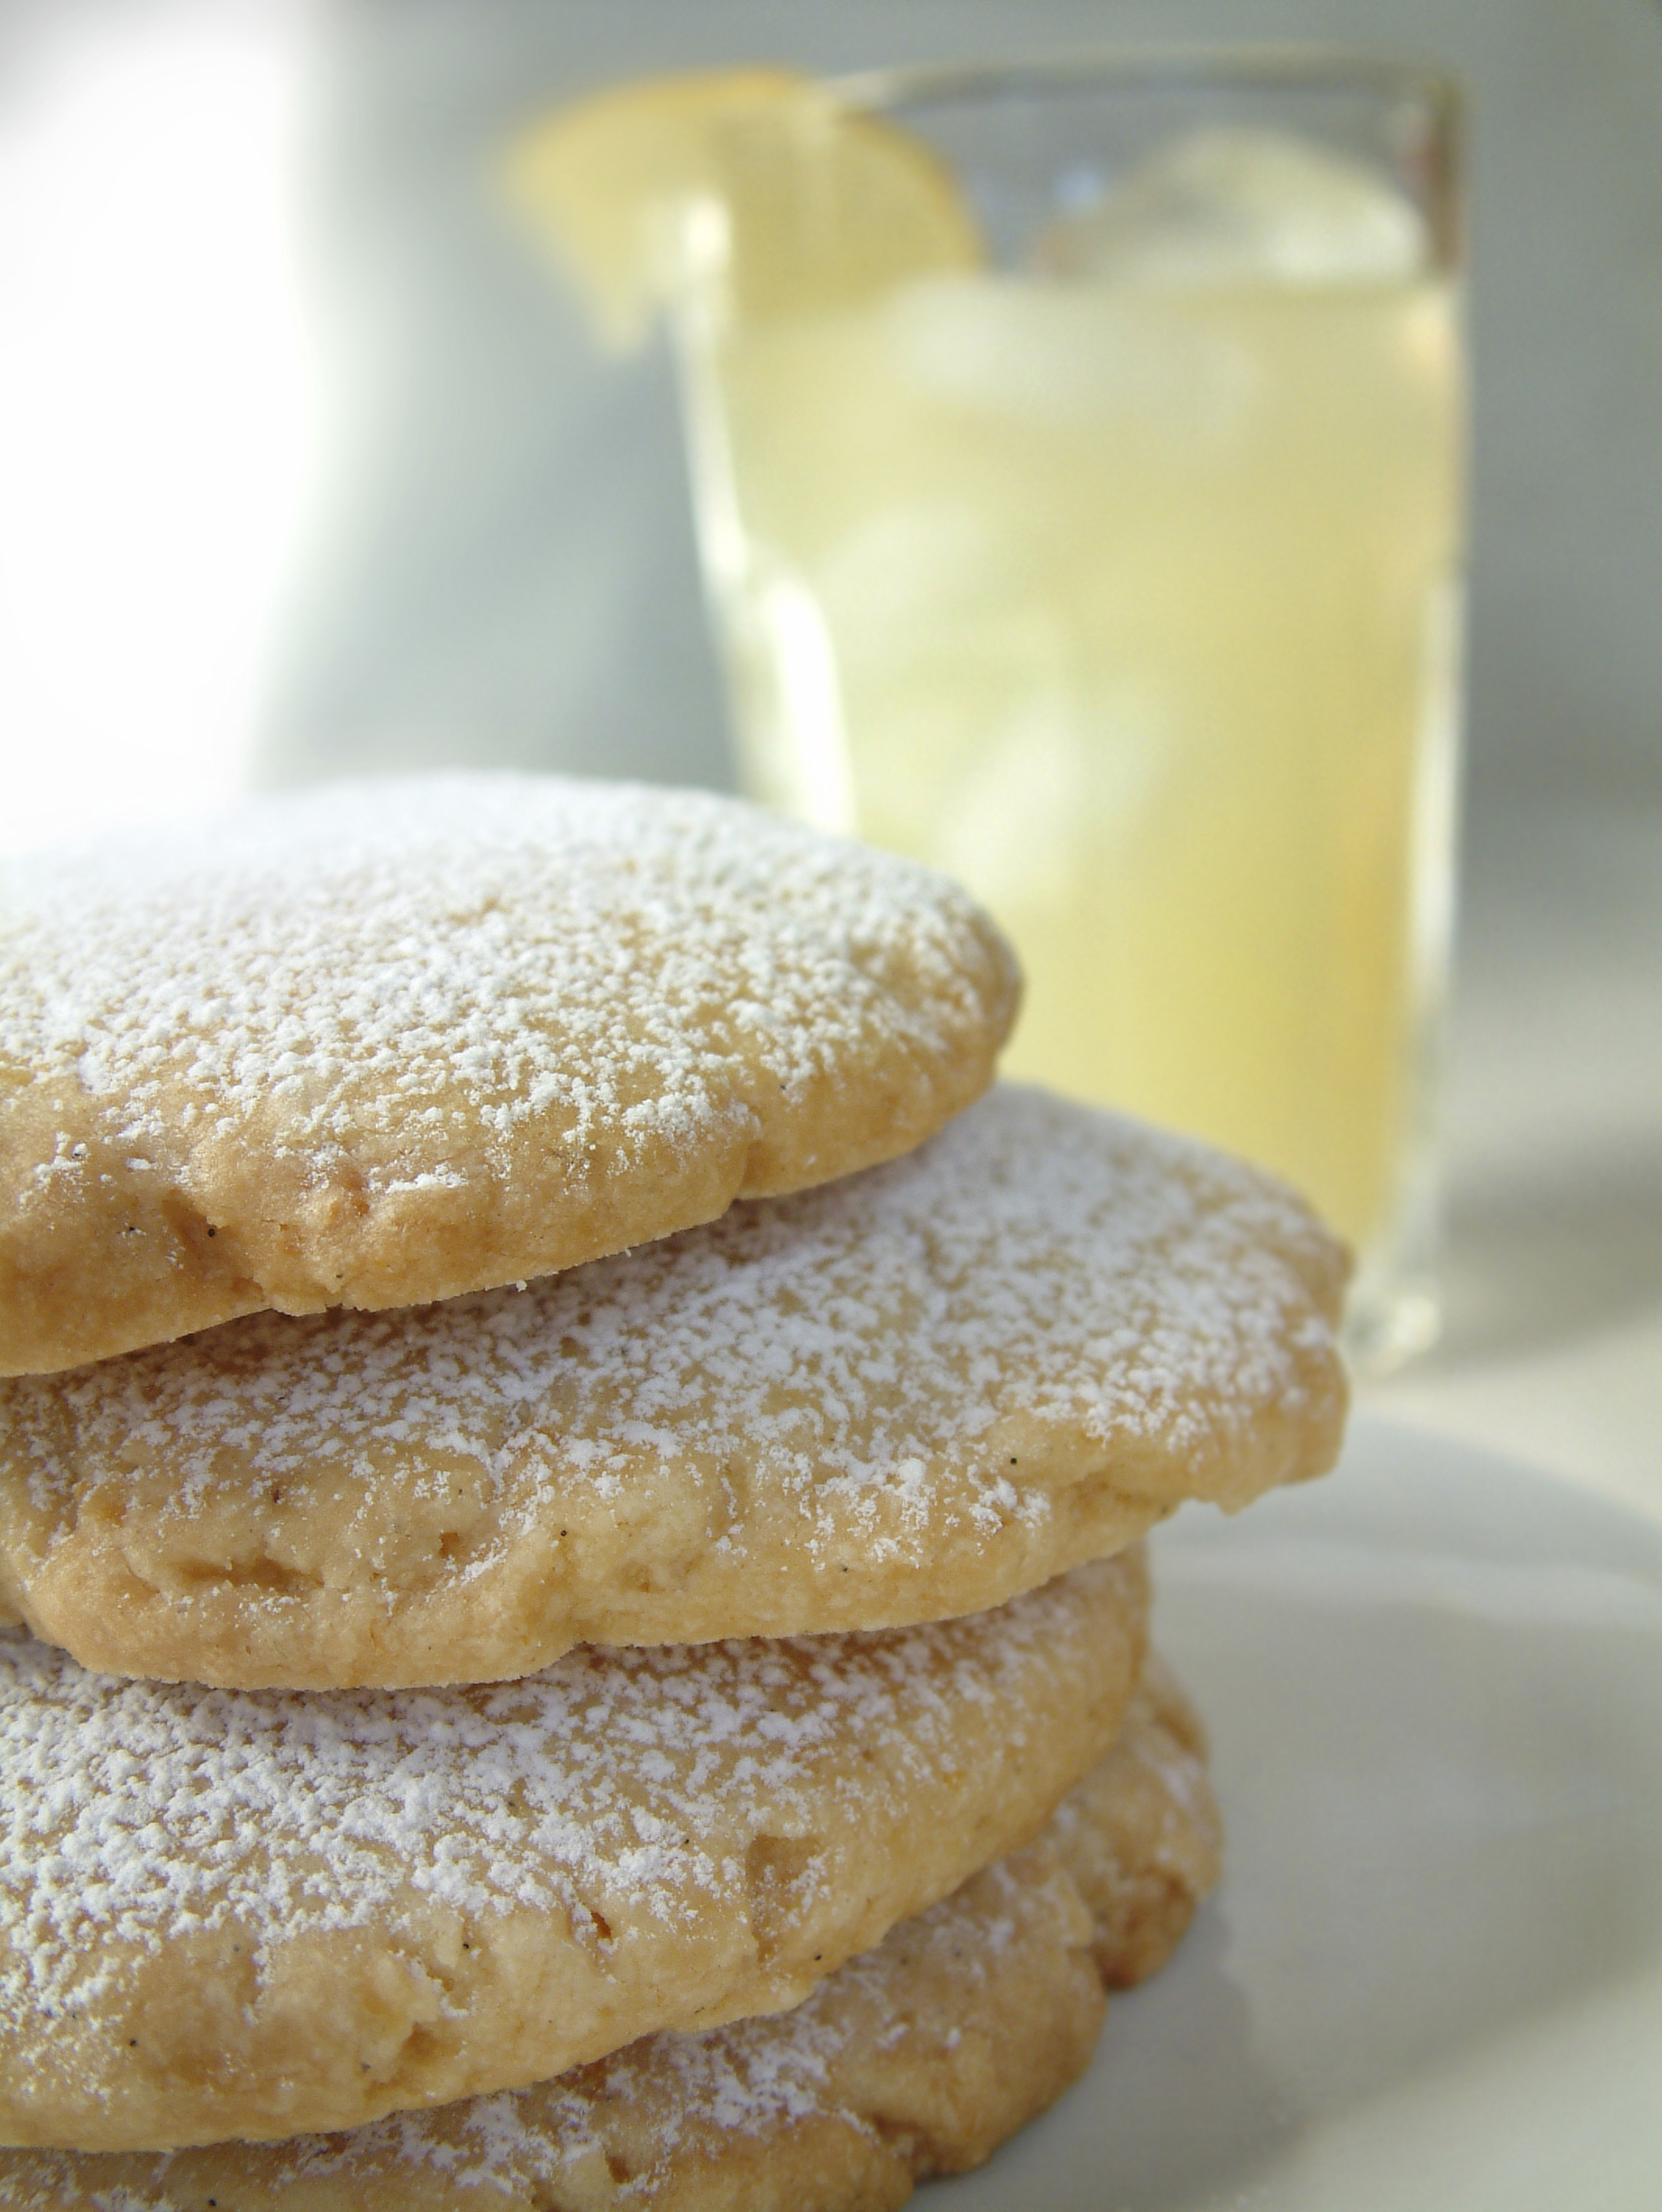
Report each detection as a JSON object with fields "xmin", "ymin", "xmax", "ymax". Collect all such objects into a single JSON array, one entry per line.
[{"xmin": 505, "ymin": 66, "xmax": 982, "ymax": 348}]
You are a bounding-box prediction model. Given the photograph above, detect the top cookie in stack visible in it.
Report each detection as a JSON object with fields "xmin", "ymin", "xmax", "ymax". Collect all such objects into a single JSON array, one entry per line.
[{"xmin": 0, "ymin": 774, "xmax": 1019, "ymax": 1378}]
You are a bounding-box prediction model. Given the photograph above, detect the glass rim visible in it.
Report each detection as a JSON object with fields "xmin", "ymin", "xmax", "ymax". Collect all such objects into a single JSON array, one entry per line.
[
  {"xmin": 827, "ymin": 45, "xmax": 1464, "ymax": 273},
  {"xmin": 829, "ymin": 44, "xmax": 1461, "ymax": 132}
]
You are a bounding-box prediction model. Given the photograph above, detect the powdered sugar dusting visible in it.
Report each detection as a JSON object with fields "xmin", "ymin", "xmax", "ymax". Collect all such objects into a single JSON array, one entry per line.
[
  {"xmin": 0, "ymin": 1561, "xmax": 1115, "ymax": 2036},
  {"xmin": 0, "ymin": 1826, "xmax": 1077, "ymax": 2207},
  {"xmin": 0, "ymin": 1664, "xmax": 1205, "ymax": 2204},
  {"xmin": 4, "ymin": 1089, "xmax": 1344, "ymax": 1582},
  {"xmin": 2, "ymin": 776, "xmax": 1002, "ymax": 1157}
]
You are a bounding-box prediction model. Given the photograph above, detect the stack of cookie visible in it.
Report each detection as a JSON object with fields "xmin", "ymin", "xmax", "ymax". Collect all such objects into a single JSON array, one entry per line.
[{"xmin": 0, "ymin": 776, "xmax": 1347, "ymax": 2210}]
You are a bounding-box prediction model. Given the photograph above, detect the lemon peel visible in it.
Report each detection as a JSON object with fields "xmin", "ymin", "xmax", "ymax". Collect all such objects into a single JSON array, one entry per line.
[{"xmin": 505, "ymin": 66, "xmax": 982, "ymax": 348}]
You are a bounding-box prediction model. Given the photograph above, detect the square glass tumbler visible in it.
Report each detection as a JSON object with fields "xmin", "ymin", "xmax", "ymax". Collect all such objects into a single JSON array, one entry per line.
[{"xmin": 671, "ymin": 51, "xmax": 1465, "ymax": 1371}]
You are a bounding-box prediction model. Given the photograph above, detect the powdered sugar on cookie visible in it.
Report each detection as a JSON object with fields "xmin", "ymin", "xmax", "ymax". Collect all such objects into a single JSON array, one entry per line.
[
  {"xmin": 0, "ymin": 1087, "xmax": 1345, "ymax": 1688},
  {"xmin": 0, "ymin": 776, "xmax": 1018, "ymax": 1374},
  {"xmin": 5, "ymin": 780, "xmax": 990, "ymax": 1150},
  {"xmin": 0, "ymin": 1666, "xmax": 1216, "ymax": 2207},
  {"xmin": 0, "ymin": 1552, "xmax": 1146, "ymax": 2149}
]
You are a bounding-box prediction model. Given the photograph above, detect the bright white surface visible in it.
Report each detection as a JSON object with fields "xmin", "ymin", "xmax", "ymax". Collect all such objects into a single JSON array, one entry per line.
[
  {"xmin": 0, "ymin": 3, "xmax": 309, "ymax": 859},
  {"xmin": 935, "ymin": 1417, "xmax": 1662, "ymax": 2210}
]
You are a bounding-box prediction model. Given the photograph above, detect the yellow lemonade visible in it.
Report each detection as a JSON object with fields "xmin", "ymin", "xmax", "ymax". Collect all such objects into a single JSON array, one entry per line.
[
  {"xmin": 506, "ymin": 77, "xmax": 1465, "ymax": 1358},
  {"xmin": 686, "ymin": 263, "xmax": 1462, "ymax": 1263}
]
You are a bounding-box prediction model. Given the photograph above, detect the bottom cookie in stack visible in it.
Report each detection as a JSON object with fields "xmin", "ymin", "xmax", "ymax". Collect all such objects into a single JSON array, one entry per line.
[{"xmin": 0, "ymin": 1655, "xmax": 1218, "ymax": 2211}]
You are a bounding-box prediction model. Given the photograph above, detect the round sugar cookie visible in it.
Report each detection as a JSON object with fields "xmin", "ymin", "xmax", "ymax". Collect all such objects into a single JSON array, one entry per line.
[
  {"xmin": 0, "ymin": 1085, "xmax": 1344, "ymax": 1689},
  {"xmin": 0, "ymin": 774, "xmax": 1018, "ymax": 1377},
  {"xmin": 0, "ymin": 1661, "xmax": 1218, "ymax": 2210},
  {"xmin": 0, "ymin": 1550, "xmax": 1145, "ymax": 2153}
]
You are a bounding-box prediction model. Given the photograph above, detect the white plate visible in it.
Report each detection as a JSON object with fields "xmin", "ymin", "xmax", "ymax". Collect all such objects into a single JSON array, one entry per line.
[{"xmin": 930, "ymin": 1416, "xmax": 1662, "ymax": 2211}]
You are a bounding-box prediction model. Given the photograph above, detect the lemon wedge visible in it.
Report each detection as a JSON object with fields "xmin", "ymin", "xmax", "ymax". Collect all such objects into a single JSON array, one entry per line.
[{"xmin": 505, "ymin": 66, "xmax": 982, "ymax": 348}]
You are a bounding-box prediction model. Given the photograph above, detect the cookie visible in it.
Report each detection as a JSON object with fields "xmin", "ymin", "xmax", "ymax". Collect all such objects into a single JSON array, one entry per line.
[
  {"xmin": 0, "ymin": 1661, "xmax": 1218, "ymax": 2209},
  {"xmin": 0, "ymin": 1550, "xmax": 1144, "ymax": 2153},
  {"xmin": 0, "ymin": 774, "xmax": 1018, "ymax": 1376},
  {"xmin": 0, "ymin": 1086, "xmax": 1345, "ymax": 1689},
  {"xmin": 1048, "ymin": 1649, "xmax": 1226, "ymax": 1989}
]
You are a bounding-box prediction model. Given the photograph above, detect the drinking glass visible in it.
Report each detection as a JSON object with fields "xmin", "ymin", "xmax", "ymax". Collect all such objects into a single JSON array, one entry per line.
[{"xmin": 671, "ymin": 51, "xmax": 1465, "ymax": 1371}]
